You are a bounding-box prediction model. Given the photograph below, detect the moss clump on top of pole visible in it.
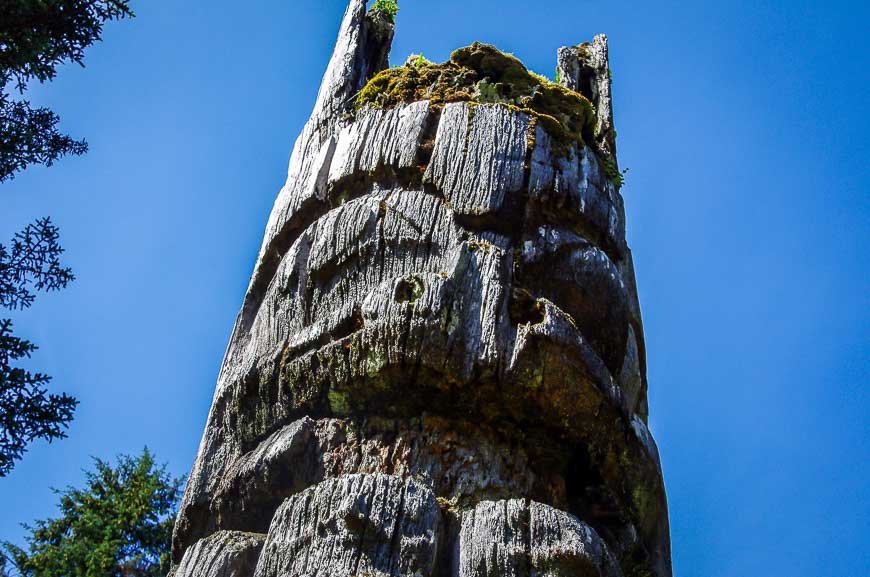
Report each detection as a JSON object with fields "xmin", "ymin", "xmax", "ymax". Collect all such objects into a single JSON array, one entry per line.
[{"xmin": 356, "ymin": 42, "xmax": 596, "ymax": 152}]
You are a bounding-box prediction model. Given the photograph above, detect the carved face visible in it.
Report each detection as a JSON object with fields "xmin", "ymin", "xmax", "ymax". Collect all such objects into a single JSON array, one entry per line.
[
  {"xmin": 182, "ymin": 97, "xmax": 664, "ymax": 568},
  {"xmin": 222, "ymin": 99, "xmax": 639, "ymax": 438},
  {"xmin": 172, "ymin": 4, "xmax": 670, "ymax": 576}
]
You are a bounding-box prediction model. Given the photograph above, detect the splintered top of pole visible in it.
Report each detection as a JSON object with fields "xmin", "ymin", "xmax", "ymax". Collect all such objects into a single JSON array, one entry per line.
[
  {"xmin": 243, "ymin": 0, "xmax": 393, "ymax": 319},
  {"xmin": 311, "ymin": 0, "xmax": 394, "ymax": 122},
  {"xmin": 340, "ymin": 10, "xmax": 615, "ymax": 162}
]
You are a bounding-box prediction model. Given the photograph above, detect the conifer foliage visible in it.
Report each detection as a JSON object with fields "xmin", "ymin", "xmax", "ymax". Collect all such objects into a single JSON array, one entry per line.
[
  {"xmin": 0, "ymin": 0, "xmax": 134, "ymax": 181},
  {"xmin": 0, "ymin": 0, "xmax": 134, "ymax": 475},
  {"xmin": 1, "ymin": 449, "xmax": 183, "ymax": 577},
  {"xmin": 0, "ymin": 218, "xmax": 76, "ymax": 476}
]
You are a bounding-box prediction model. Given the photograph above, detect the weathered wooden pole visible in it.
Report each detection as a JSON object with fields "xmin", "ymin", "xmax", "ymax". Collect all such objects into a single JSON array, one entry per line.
[{"xmin": 170, "ymin": 2, "xmax": 671, "ymax": 576}]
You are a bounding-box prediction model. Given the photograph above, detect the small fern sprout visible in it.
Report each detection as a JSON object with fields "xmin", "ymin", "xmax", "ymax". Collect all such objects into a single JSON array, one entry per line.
[{"xmin": 372, "ymin": 0, "xmax": 400, "ymax": 22}]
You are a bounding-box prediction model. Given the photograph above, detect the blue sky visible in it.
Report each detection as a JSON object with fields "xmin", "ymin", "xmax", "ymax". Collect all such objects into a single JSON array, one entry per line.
[{"xmin": 1, "ymin": 0, "xmax": 867, "ymax": 575}]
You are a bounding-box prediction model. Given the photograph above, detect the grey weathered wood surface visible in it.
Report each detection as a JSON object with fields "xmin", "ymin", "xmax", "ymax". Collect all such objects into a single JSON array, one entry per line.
[
  {"xmin": 171, "ymin": 1, "xmax": 671, "ymax": 576},
  {"xmin": 172, "ymin": 531, "xmax": 265, "ymax": 577}
]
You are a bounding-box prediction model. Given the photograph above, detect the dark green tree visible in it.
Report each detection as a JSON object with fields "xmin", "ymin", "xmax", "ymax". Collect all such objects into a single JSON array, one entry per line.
[
  {"xmin": 0, "ymin": 218, "xmax": 76, "ymax": 476},
  {"xmin": 0, "ymin": 0, "xmax": 134, "ymax": 475},
  {"xmin": 1, "ymin": 449, "xmax": 183, "ymax": 577},
  {"xmin": 1, "ymin": 0, "xmax": 134, "ymax": 182}
]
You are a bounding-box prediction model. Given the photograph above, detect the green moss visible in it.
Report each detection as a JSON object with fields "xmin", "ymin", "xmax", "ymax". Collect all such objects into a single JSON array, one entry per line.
[
  {"xmin": 619, "ymin": 544, "xmax": 654, "ymax": 577},
  {"xmin": 328, "ymin": 388, "xmax": 351, "ymax": 415},
  {"xmin": 393, "ymin": 275, "xmax": 425, "ymax": 303},
  {"xmin": 356, "ymin": 42, "xmax": 596, "ymax": 153},
  {"xmin": 600, "ymin": 156, "xmax": 626, "ymax": 189},
  {"xmin": 467, "ymin": 238, "xmax": 496, "ymax": 253},
  {"xmin": 632, "ymin": 483, "xmax": 654, "ymax": 521},
  {"xmin": 355, "ymin": 57, "xmax": 474, "ymax": 110},
  {"xmin": 365, "ymin": 347, "xmax": 388, "ymax": 377},
  {"xmin": 406, "ymin": 53, "xmax": 433, "ymax": 68}
]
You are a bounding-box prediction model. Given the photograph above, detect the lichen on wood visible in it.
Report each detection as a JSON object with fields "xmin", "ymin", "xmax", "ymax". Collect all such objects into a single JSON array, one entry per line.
[{"xmin": 356, "ymin": 42, "xmax": 596, "ymax": 152}]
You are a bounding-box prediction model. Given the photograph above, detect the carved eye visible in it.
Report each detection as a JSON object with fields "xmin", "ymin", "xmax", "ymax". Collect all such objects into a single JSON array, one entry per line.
[{"xmin": 394, "ymin": 276, "xmax": 424, "ymax": 303}]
